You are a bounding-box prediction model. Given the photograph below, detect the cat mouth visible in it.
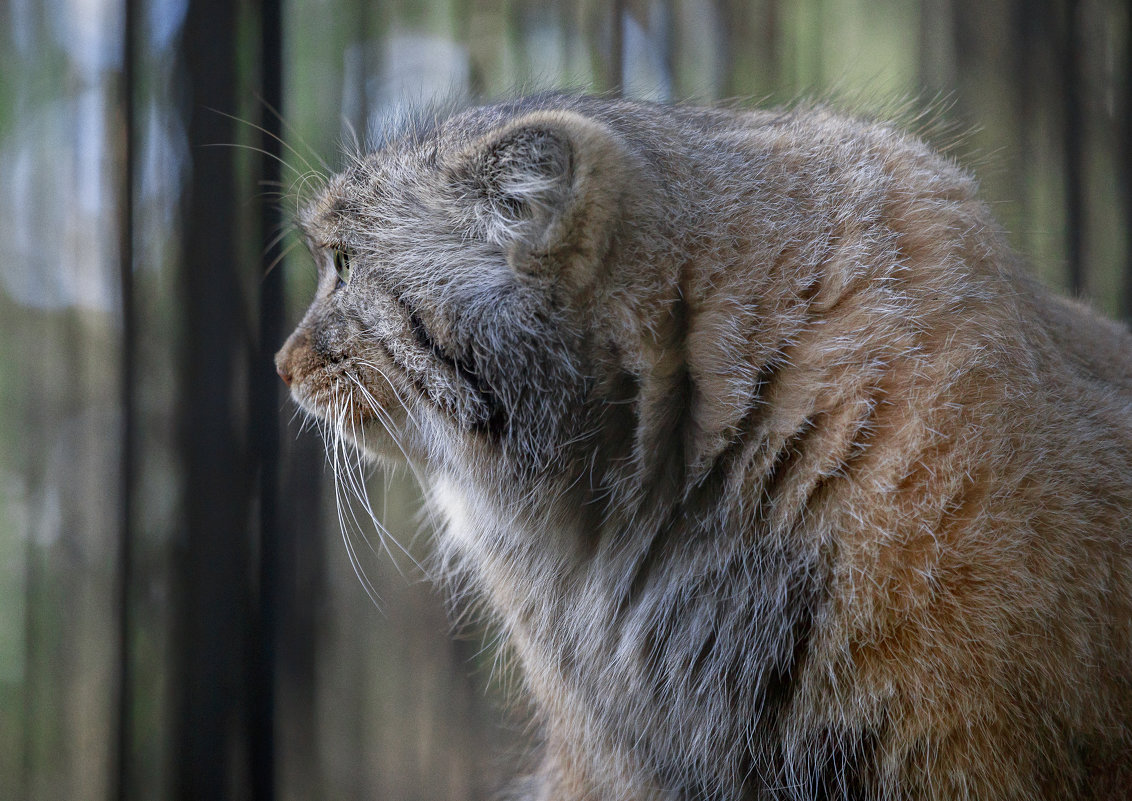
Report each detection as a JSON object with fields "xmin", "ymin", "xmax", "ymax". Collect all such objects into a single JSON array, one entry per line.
[
  {"xmin": 286, "ymin": 333, "xmax": 483, "ymax": 464},
  {"xmin": 289, "ymin": 362, "xmax": 424, "ymax": 466},
  {"xmin": 292, "ymin": 364, "xmax": 398, "ymax": 430},
  {"xmin": 280, "ymin": 295, "xmax": 501, "ymax": 454}
]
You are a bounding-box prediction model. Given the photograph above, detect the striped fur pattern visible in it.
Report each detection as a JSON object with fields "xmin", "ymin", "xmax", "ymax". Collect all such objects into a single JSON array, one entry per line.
[{"xmin": 276, "ymin": 94, "xmax": 1132, "ymax": 800}]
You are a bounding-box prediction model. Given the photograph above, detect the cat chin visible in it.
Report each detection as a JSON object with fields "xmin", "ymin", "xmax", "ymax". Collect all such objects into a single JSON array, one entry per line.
[
  {"xmin": 339, "ymin": 422, "xmax": 415, "ymax": 468},
  {"xmin": 286, "ymin": 399, "xmax": 410, "ymax": 472}
]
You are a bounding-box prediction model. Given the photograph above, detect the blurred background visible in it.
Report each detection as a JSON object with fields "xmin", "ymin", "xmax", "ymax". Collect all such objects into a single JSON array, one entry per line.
[{"xmin": 1, "ymin": 0, "xmax": 1129, "ymax": 799}]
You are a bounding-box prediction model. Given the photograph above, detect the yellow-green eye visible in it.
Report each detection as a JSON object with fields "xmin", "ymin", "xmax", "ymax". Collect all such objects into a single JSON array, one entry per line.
[{"xmin": 333, "ymin": 247, "xmax": 352, "ymax": 287}]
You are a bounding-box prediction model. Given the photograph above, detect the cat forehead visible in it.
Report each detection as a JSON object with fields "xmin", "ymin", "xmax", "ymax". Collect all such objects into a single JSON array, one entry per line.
[
  {"xmin": 295, "ymin": 167, "xmax": 361, "ymax": 240},
  {"xmin": 296, "ymin": 100, "xmax": 578, "ymax": 240},
  {"xmin": 298, "ymin": 154, "xmax": 419, "ymax": 241}
]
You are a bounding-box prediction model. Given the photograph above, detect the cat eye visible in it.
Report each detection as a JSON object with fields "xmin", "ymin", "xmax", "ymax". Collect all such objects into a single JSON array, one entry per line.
[{"xmin": 332, "ymin": 247, "xmax": 353, "ymax": 288}]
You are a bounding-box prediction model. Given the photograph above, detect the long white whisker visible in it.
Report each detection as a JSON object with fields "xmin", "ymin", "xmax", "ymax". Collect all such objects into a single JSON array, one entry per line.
[
  {"xmin": 253, "ymin": 90, "xmax": 333, "ymax": 173},
  {"xmin": 207, "ymin": 105, "xmax": 324, "ymax": 178},
  {"xmin": 328, "ymin": 391, "xmax": 382, "ymax": 608},
  {"xmin": 346, "ymin": 369, "xmax": 426, "ymax": 486},
  {"xmin": 341, "ymin": 373, "xmax": 429, "ymax": 576}
]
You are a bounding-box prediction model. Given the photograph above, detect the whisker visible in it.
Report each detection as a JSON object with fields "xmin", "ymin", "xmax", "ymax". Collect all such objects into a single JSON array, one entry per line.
[
  {"xmin": 341, "ymin": 374, "xmax": 430, "ymax": 576},
  {"xmin": 333, "ymin": 396, "xmax": 384, "ymax": 608},
  {"xmin": 263, "ymin": 220, "xmax": 297, "ymax": 255},
  {"xmin": 207, "ymin": 104, "xmax": 325, "ymax": 177},
  {"xmin": 265, "ymin": 236, "xmax": 303, "ymax": 277},
  {"xmin": 200, "ymin": 141, "xmax": 307, "ymax": 180},
  {"xmin": 355, "ymin": 357, "xmax": 421, "ymax": 429},
  {"xmin": 254, "ymin": 91, "xmax": 333, "ymax": 173}
]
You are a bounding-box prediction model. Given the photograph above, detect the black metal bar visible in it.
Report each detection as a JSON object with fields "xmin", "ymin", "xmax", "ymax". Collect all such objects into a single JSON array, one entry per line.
[
  {"xmin": 175, "ymin": 0, "xmax": 251, "ymax": 797},
  {"xmin": 249, "ymin": 0, "xmax": 284, "ymax": 796},
  {"xmin": 114, "ymin": 0, "xmax": 137, "ymax": 797}
]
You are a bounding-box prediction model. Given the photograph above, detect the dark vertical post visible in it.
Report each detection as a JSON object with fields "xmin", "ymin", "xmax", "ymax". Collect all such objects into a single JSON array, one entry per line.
[
  {"xmin": 716, "ymin": 0, "xmax": 779, "ymax": 101},
  {"xmin": 918, "ymin": 0, "xmax": 955, "ymax": 96},
  {"xmin": 175, "ymin": 0, "xmax": 252, "ymax": 798},
  {"xmin": 348, "ymin": 0, "xmax": 369, "ymax": 139},
  {"xmin": 764, "ymin": 0, "xmax": 780, "ymax": 94},
  {"xmin": 114, "ymin": 0, "xmax": 137, "ymax": 797},
  {"xmin": 250, "ymin": 0, "xmax": 283, "ymax": 797},
  {"xmin": 1060, "ymin": 0, "xmax": 1084, "ymax": 295},
  {"xmin": 716, "ymin": 0, "xmax": 751, "ymax": 102},
  {"xmin": 1010, "ymin": 0, "xmax": 1038, "ymax": 225},
  {"xmin": 1122, "ymin": 0, "xmax": 1132, "ymax": 320},
  {"xmin": 610, "ymin": 0, "xmax": 625, "ymax": 95},
  {"xmin": 657, "ymin": 0, "xmax": 675, "ymax": 101}
]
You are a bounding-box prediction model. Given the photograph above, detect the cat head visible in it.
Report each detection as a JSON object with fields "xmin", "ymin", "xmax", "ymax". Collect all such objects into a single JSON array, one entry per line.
[{"xmin": 275, "ymin": 103, "xmax": 652, "ymax": 482}]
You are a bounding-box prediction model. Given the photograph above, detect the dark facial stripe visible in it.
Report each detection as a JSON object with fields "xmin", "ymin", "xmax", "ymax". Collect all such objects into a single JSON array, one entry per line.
[{"xmin": 391, "ymin": 292, "xmax": 503, "ymax": 434}]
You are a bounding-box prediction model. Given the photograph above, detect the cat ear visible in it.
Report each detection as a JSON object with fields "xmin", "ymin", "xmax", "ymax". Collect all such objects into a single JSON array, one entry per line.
[{"xmin": 452, "ymin": 110, "xmax": 627, "ymax": 281}]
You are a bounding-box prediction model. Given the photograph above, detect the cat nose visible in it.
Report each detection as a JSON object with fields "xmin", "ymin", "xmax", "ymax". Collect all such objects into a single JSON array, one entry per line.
[
  {"xmin": 275, "ymin": 353, "xmax": 293, "ymax": 386},
  {"xmin": 276, "ymin": 330, "xmax": 308, "ymax": 388}
]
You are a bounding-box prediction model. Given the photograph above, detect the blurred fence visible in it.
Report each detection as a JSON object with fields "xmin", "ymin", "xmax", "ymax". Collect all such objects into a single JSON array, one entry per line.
[{"xmin": 1, "ymin": 1, "xmax": 1130, "ymax": 800}]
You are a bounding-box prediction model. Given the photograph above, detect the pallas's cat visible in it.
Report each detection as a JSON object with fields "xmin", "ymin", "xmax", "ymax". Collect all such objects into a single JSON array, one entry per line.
[{"xmin": 276, "ymin": 95, "xmax": 1132, "ymax": 800}]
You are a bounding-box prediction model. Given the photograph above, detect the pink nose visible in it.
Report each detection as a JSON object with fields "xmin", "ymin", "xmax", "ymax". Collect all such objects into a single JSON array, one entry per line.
[{"xmin": 276, "ymin": 364, "xmax": 292, "ymax": 386}]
